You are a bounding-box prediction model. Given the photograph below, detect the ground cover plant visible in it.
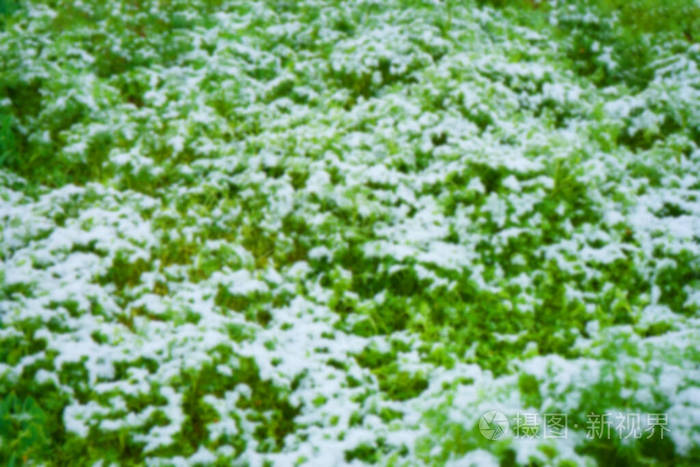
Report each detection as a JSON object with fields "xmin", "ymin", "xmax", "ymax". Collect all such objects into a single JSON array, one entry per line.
[{"xmin": 1, "ymin": 0, "xmax": 699, "ymax": 465}]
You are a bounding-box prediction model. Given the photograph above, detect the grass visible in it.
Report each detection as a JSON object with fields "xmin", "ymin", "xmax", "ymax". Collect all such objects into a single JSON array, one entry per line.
[
  {"xmin": 483, "ymin": 0, "xmax": 699, "ymax": 90},
  {"xmin": 1, "ymin": 0, "xmax": 699, "ymax": 465}
]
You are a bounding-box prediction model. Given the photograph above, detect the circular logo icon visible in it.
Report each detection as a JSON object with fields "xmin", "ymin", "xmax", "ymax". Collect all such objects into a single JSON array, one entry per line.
[{"xmin": 478, "ymin": 410, "xmax": 509, "ymax": 440}]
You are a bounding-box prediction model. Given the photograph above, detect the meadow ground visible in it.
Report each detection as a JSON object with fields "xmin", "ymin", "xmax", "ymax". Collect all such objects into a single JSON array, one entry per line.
[{"xmin": 1, "ymin": 0, "xmax": 699, "ymax": 465}]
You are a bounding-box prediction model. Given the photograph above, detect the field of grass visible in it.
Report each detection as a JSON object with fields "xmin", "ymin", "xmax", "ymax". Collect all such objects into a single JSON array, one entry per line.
[{"xmin": 1, "ymin": 0, "xmax": 699, "ymax": 465}]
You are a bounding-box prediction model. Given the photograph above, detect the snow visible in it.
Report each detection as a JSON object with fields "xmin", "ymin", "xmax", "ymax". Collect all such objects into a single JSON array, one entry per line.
[{"xmin": 1, "ymin": 0, "xmax": 699, "ymax": 465}]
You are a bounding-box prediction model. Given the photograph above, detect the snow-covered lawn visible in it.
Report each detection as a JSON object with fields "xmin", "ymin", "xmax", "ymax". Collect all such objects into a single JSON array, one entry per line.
[{"xmin": 1, "ymin": 0, "xmax": 699, "ymax": 465}]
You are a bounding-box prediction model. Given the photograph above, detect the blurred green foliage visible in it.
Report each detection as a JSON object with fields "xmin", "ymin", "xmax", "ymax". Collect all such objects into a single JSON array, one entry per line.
[
  {"xmin": 0, "ymin": 112, "xmax": 16, "ymax": 168},
  {"xmin": 0, "ymin": 394, "xmax": 51, "ymax": 465},
  {"xmin": 1, "ymin": 1, "xmax": 698, "ymax": 465},
  {"xmin": 0, "ymin": 0, "xmax": 19, "ymax": 23},
  {"xmin": 482, "ymin": 0, "xmax": 699, "ymax": 89}
]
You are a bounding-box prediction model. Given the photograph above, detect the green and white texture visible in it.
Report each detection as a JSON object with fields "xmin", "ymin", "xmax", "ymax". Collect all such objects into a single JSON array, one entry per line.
[{"xmin": 1, "ymin": 0, "xmax": 699, "ymax": 465}]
